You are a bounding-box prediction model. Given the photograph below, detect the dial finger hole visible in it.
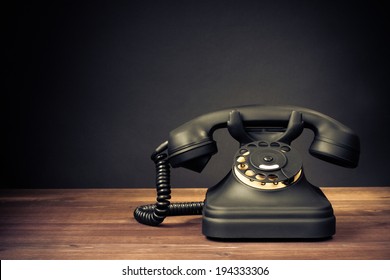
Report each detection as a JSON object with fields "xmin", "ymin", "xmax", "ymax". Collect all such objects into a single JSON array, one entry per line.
[
  {"xmin": 237, "ymin": 163, "xmax": 248, "ymax": 170},
  {"xmin": 258, "ymin": 141, "xmax": 268, "ymax": 147},
  {"xmin": 236, "ymin": 156, "xmax": 246, "ymax": 163},
  {"xmin": 255, "ymin": 173, "xmax": 266, "ymax": 180},
  {"xmin": 268, "ymin": 174, "xmax": 278, "ymax": 181},
  {"xmin": 281, "ymin": 146, "xmax": 291, "ymax": 152},
  {"xmin": 239, "ymin": 149, "xmax": 250, "ymax": 156},
  {"xmin": 245, "ymin": 169, "xmax": 256, "ymax": 176}
]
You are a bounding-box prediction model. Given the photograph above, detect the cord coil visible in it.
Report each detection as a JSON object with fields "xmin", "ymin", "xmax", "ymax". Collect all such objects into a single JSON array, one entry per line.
[{"xmin": 133, "ymin": 151, "xmax": 203, "ymax": 226}]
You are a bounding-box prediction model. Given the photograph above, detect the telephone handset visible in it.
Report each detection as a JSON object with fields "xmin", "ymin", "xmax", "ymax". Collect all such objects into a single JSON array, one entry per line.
[{"xmin": 134, "ymin": 105, "xmax": 360, "ymax": 239}]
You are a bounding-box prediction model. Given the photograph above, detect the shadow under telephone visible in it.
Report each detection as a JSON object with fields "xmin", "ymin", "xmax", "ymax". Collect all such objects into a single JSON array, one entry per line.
[{"xmin": 134, "ymin": 105, "xmax": 360, "ymax": 239}]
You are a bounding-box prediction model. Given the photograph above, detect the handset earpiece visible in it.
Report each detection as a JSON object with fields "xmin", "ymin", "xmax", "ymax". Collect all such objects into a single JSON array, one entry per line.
[
  {"xmin": 166, "ymin": 111, "xmax": 223, "ymax": 172},
  {"xmin": 309, "ymin": 132, "xmax": 360, "ymax": 168},
  {"xmin": 168, "ymin": 138, "xmax": 217, "ymax": 172},
  {"xmin": 303, "ymin": 110, "xmax": 360, "ymax": 168}
]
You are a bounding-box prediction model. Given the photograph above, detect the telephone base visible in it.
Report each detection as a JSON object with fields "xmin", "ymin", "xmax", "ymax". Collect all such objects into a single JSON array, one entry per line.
[{"xmin": 202, "ymin": 172, "xmax": 335, "ymax": 239}]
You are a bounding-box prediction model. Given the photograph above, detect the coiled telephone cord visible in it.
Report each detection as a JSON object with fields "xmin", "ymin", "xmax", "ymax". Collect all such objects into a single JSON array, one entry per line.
[{"xmin": 133, "ymin": 152, "xmax": 204, "ymax": 226}]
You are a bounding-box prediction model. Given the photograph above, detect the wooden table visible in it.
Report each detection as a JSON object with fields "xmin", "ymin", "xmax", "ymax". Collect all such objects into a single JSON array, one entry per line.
[{"xmin": 0, "ymin": 187, "xmax": 389, "ymax": 260}]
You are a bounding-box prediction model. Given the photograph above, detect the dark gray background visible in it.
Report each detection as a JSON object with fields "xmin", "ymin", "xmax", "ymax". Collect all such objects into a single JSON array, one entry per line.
[{"xmin": 4, "ymin": 0, "xmax": 390, "ymax": 188}]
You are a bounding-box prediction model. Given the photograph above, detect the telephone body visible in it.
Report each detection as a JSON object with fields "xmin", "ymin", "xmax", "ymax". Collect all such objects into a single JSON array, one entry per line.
[{"xmin": 134, "ymin": 105, "xmax": 360, "ymax": 239}]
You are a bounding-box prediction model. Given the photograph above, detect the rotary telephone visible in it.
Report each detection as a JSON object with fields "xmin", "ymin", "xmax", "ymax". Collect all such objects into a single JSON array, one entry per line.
[{"xmin": 134, "ymin": 105, "xmax": 360, "ymax": 239}]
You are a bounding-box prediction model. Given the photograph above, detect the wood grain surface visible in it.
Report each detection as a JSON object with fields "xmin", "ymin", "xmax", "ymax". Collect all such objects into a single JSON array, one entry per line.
[{"xmin": 0, "ymin": 187, "xmax": 389, "ymax": 260}]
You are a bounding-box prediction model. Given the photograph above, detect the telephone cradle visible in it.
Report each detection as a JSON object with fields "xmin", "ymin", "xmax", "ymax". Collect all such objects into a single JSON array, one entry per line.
[{"xmin": 134, "ymin": 105, "xmax": 360, "ymax": 239}]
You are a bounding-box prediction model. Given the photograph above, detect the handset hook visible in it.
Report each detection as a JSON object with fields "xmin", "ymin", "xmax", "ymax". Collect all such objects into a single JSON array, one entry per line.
[
  {"xmin": 227, "ymin": 109, "xmax": 304, "ymax": 145},
  {"xmin": 227, "ymin": 110, "xmax": 256, "ymax": 144},
  {"xmin": 274, "ymin": 111, "xmax": 304, "ymax": 145}
]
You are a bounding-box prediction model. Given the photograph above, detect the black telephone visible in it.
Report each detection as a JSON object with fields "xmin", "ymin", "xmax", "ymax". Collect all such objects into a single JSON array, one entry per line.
[{"xmin": 134, "ymin": 105, "xmax": 360, "ymax": 239}]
